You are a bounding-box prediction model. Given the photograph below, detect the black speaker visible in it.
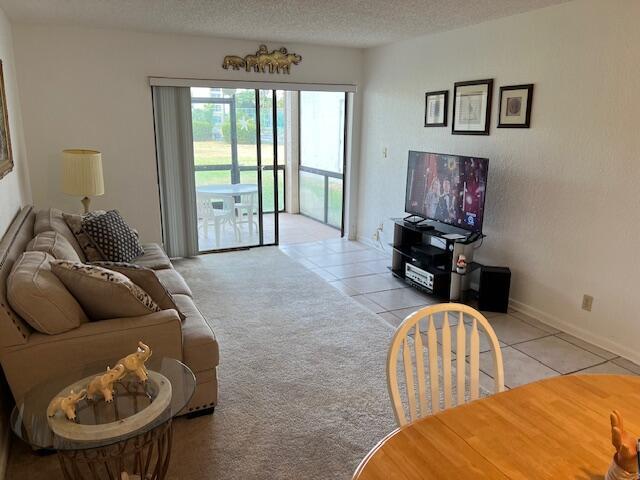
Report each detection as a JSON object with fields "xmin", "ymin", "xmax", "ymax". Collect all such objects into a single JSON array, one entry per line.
[{"xmin": 478, "ymin": 266, "xmax": 511, "ymax": 313}]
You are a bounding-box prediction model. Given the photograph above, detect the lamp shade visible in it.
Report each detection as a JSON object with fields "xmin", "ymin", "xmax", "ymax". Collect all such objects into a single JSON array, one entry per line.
[{"xmin": 61, "ymin": 149, "xmax": 104, "ymax": 196}]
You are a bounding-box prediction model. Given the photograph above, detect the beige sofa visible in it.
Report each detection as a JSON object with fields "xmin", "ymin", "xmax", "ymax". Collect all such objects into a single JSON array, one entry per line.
[{"xmin": 0, "ymin": 206, "xmax": 219, "ymax": 416}]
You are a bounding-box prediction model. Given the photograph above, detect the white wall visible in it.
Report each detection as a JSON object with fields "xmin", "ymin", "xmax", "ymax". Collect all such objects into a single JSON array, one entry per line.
[
  {"xmin": 0, "ymin": 9, "xmax": 30, "ymax": 234},
  {"xmin": 358, "ymin": 0, "xmax": 640, "ymax": 361},
  {"xmin": 12, "ymin": 25, "xmax": 363, "ymax": 241},
  {"xmin": 0, "ymin": 6, "xmax": 30, "ymax": 476}
]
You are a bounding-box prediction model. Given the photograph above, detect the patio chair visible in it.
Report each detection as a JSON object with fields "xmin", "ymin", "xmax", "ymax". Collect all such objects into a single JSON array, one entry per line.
[
  {"xmin": 197, "ymin": 192, "xmax": 239, "ymax": 247},
  {"xmin": 234, "ymin": 191, "xmax": 259, "ymax": 240}
]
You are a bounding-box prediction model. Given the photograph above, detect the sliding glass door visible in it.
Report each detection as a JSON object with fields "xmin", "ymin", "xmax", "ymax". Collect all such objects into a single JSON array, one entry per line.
[
  {"xmin": 257, "ymin": 90, "xmax": 286, "ymax": 245},
  {"xmin": 155, "ymin": 85, "xmax": 348, "ymax": 254},
  {"xmin": 299, "ymin": 91, "xmax": 346, "ymax": 232},
  {"xmin": 190, "ymin": 88, "xmax": 283, "ymax": 252}
]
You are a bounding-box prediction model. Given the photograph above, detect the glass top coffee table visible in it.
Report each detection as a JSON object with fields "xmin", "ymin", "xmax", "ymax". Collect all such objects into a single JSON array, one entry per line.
[{"xmin": 10, "ymin": 357, "xmax": 195, "ymax": 479}]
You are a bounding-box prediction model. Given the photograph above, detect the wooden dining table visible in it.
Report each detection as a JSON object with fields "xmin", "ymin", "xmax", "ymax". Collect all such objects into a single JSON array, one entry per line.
[{"xmin": 353, "ymin": 375, "xmax": 640, "ymax": 479}]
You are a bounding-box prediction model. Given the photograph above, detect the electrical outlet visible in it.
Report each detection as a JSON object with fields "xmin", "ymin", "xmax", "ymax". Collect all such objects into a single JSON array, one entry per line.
[
  {"xmin": 581, "ymin": 294, "xmax": 593, "ymax": 312},
  {"xmin": 382, "ymin": 147, "xmax": 388, "ymax": 158},
  {"xmin": 372, "ymin": 230, "xmax": 380, "ymax": 241}
]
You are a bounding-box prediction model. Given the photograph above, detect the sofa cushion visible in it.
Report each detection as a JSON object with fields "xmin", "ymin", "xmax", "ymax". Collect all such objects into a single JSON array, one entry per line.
[
  {"xmin": 81, "ymin": 210, "xmax": 144, "ymax": 263},
  {"xmin": 155, "ymin": 269, "xmax": 193, "ymax": 297},
  {"xmin": 51, "ymin": 261, "xmax": 160, "ymax": 320},
  {"xmin": 63, "ymin": 212, "xmax": 106, "ymax": 262},
  {"xmin": 26, "ymin": 231, "xmax": 81, "ymax": 262},
  {"xmin": 91, "ymin": 261, "xmax": 185, "ymax": 320},
  {"xmin": 132, "ymin": 243, "xmax": 173, "ymax": 270},
  {"xmin": 172, "ymin": 294, "xmax": 219, "ymax": 372},
  {"xmin": 7, "ymin": 252, "xmax": 88, "ymax": 334},
  {"xmin": 34, "ymin": 208, "xmax": 86, "ymax": 262}
]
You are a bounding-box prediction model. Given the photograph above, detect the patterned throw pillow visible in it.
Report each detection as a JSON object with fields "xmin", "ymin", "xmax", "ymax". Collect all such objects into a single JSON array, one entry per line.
[
  {"xmin": 63, "ymin": 211, "xmax": 106, "ymax": 262},
  {"xmin": 82, "ymin": 210, "xmax": 144, "ymax": 263},
  {"xmin": 51, "ymin": 260, "xmax": 160, "ymax": 320},
  {"xmin": 91, "ymin": 261, "xmax": 185, "ymax": 320}
]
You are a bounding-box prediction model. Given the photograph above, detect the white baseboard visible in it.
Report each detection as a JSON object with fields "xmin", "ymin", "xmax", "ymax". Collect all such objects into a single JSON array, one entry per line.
[
  {"xmin": 358, "ymin": 234, "xmax": 637, "ymax": 365},
  {"xmin": 356, "ymin": 235, "xmax": 389, "ymax": 254},
  {"xmin": 509, "ymin": 298, "xmax": 640, "ymax": 365}
]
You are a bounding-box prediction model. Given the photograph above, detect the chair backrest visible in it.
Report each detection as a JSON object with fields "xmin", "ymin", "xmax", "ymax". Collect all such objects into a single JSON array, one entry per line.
[
  {"xmin": 387, "ymin": 303, "xmax": 504, "ymax": 426},
  {"xmin": 240, "ymin": 192, "xmax": 257, "ymax": 206},
  {"xmin": 197, "ymin": 192, "xmax": 233, "ymax": 214}
]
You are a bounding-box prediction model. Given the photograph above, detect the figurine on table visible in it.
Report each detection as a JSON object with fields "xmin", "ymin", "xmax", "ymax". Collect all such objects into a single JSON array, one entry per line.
[
  {"xmin": 607, "ymin": 410, "xmax": 638, "ymax": 480},
  {"xmin": 456, "ymin": 254, "xmax": 467, "ymax": 274}
]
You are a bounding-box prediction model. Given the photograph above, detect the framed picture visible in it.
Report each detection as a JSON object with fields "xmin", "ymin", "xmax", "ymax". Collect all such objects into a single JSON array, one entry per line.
[
  {"xmin": 498, "ymin": 84, "xmax": 534, "ymax": 128},
  {"xmin": 424, "ymin": 90, "xmax": 448, "ymax": 127},
  {"xmin": 452, "ymin": 79, "xmax": 493, "ymax": 135},
  {"xmin": 0, "ymin": 61, "xmax": 13, "ymax": 180}
]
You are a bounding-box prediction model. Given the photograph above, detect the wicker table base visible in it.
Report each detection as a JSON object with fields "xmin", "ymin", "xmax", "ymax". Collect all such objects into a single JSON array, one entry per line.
[{"xmin": 57, "ymin": 419, "xmax": 173, "ymax": 480}]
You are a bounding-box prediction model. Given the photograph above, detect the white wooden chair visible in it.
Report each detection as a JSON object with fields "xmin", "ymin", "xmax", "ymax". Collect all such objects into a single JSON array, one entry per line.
[{"xmin": 387, "ymin": 303, "xmax": 504, "ymax": 426}]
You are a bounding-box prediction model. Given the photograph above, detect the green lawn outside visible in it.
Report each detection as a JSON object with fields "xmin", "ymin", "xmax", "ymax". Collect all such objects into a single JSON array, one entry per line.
[
  {"xmin": 194, "ymin": 140, "xmax": 285, "ymax": 166},
  {"xmin": 299, "ymin": 172, "xmax": 343, "ymax": 228}
]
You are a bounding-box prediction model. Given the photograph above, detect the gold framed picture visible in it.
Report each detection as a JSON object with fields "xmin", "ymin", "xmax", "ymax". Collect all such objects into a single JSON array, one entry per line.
[{"xmin": 0, "ymin": 60, "xmax": 13, "ymax": 180}]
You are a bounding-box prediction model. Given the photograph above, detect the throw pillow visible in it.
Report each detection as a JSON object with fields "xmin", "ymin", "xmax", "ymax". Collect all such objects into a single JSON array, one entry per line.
[
  {"xmin": 91, "ymin": 261, "xmax": 185, "ymax": 320},
  {"xmin": 51, "ymin": 260, "xmax": 160, "ymax": 320},
  {"xmin": 7, "ymin": 252, "xmax": 88, "ymax": 334},
  {"xmin": 26, "ymin": 231, "xmax": 82, "ymax": 262},
  {"xmin": 63, "ymin": 211, "xmax": 106, "ymax": 262},
  {"xmin": 81, "ymin": 210, "xmax": 144, "ymax": 263},
  {"xmin": 34, "ymin": 208, "xmax": 87, "ymax": 261}
]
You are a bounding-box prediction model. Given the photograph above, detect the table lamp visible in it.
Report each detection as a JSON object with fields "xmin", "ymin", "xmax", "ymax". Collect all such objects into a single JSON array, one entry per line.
[{"xmin": 61, "ymin": 149, "xmax": 104, "ymax": 213}]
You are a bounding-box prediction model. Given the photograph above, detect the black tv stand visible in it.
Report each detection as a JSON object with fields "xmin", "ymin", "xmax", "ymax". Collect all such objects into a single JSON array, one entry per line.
[
  {"xmin": 389, "ymin": 218, "xmax": 485, "ymax": 301},
  {"xmin": 416, "ymin": 222, "xmax": 435, "ymax": 230}
]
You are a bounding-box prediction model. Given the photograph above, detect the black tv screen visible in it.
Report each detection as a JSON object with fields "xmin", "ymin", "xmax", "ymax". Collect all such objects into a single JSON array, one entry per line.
[{"xmin": 405, "ymin": 151, "xmax": 489, "ymax": 233}]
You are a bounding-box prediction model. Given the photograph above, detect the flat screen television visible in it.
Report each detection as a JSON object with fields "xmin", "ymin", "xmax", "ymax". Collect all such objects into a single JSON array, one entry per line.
[{"xmin": 405, "ymin": 151, "xmax": 489, "ymax": 233}]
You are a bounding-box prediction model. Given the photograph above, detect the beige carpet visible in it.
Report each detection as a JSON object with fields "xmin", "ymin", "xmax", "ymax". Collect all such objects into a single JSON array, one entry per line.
[{"xmin": 7, "ymin": 247, "xmax": 398, "ymax": 479}]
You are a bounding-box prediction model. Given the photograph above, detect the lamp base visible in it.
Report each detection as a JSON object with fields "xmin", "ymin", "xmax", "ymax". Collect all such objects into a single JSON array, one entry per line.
[{"xmin": 81, "ymin": 196, "xmax": 91, "ymax": 214}]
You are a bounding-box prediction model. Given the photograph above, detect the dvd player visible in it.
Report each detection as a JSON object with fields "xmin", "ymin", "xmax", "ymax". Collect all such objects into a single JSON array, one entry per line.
[{"xmin": 405, "ymin": 263, "xmax": 434, "ymax": 291}]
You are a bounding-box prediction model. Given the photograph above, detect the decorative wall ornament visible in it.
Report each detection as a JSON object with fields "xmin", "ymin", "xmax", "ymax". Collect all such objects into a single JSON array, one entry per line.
[{"xmin": 223, "ymin": 45, "xmax": 302, "ymax": 74}]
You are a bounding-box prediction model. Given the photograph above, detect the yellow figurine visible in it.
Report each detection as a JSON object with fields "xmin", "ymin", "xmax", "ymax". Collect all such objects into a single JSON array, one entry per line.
[
  {"xmin": 606, "ymin": 410, "xmax": 638, "ymax": 480},
  {"xmin": 47, "ymin": 389, "xmax": 87, "ymax": 421},
  {"xmin": 117, "ymin": 341, "xmax": 153, "ymax": 383},
  {"xmin": 87, "ymin": 364, "xmax": 126, "ymax": 403},
  {"xmin": 221, "ymin": 55, "xmax": 246, "ymax": 70}
]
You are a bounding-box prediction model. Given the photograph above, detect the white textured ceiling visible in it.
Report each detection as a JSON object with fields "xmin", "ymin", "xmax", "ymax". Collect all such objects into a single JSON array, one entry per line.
[{"xmin": 0, "ymin": 0, "xmax": 569, "ymax": 48}]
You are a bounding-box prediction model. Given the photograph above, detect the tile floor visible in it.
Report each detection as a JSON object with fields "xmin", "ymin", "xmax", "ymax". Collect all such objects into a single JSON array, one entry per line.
[
  {"xmin": 279, "ymin": 237, "xmax": 640, "ymax": 390},
  {"xmin": 198, "ymin": 212, "xmax": 339, "ymax": 251}
]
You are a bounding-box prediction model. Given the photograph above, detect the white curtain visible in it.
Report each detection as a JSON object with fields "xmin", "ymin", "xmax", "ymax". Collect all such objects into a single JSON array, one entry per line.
[{"xmin": 152, "ymin": 86, "xmax": 198, "ymax": 258}]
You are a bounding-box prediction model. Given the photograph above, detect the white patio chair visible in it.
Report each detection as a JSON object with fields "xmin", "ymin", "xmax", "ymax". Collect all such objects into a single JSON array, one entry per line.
[
  {"xmin": 234, "ymin": 191, "xmax": 259, "ymax": 240},
  {"xmin": 387, "ymin": 303, "xmax": 504, "ymax": 427},
  {"xmin": 197, "ymin": 192, "xmax": 239, "ymax": 247}
]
